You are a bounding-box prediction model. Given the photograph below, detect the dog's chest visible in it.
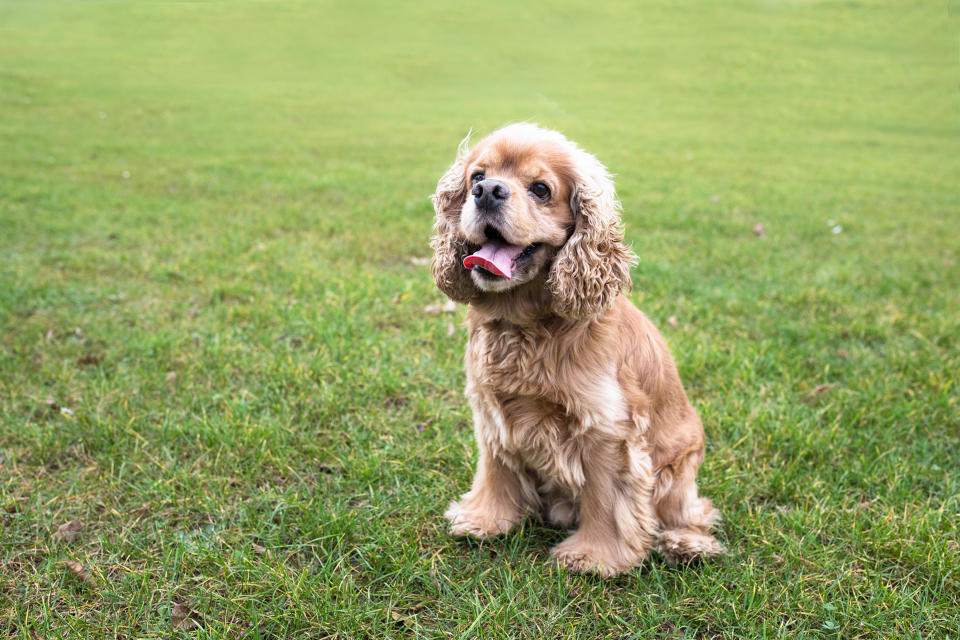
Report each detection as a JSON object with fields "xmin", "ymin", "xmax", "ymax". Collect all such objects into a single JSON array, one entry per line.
[
  {"xmin": 469, "ymin": 322, "xmax": 570, "ymax": 398},
  {"xmin": 467, "ymin": 321, "xmax": 628, "ymax": 491}
]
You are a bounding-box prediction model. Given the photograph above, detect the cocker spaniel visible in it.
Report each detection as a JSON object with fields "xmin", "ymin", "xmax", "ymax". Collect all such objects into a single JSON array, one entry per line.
[{"xmin": 431, "ymin": 123, "xmax": 723, "ymax": 576}]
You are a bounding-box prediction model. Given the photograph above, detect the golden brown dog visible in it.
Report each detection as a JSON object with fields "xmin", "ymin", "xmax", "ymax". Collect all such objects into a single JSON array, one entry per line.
[{"xmin": 431, "ymin": 123, "xmax": 723, "ymax": 576}]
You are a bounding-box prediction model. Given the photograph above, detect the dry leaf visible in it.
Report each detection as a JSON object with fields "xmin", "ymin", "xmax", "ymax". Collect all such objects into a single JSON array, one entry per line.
[
  {"xmin": 752, "ymin": 224, "xmax": 766, "ymax": 237},
  {"xmin": 129, "ymin": 505, "xmax": 151, "ymax": 519},
  {"xmin": 63, "ymin": 560, "xmax": 94, "ymax": 585},
  {"xmin": 171, "ymin": 603, "xmax": 193, "ymax": 629},
  {"xmin": 803, "ymin": 384, "xmax": 831, "ymax": 403},
  {"xmin": 53, "ymin": 519, "xmax": 83, "ymax": 543},
  {"xmin": 165, "ymin": 371, "xmax": 177, "ymax": 382},
  {"xmin": 45, "ymin": 330, "xmax": 55, "ymax": 342},
  {"xmin": 77, "ymin": 354, "xmax": 101, "ymax": 367},
  {"xmin": 252, "ymin": 544, "xmax": 274, "ymax": 560},
  {"xmin": 424, "ymin": 300, "xmax": 457, "ymax": 315}
]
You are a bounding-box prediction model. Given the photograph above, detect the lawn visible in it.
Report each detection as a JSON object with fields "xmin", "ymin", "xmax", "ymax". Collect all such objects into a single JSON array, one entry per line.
[{"xmin": 1, "ymin": 0, "xmax": 958, "ymax": 637}]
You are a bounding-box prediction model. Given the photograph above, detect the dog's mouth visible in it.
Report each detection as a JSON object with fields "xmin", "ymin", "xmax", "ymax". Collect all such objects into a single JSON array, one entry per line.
[{"xmin": 463, "ymin": 226, "xmax": 541, "ymax": 280}]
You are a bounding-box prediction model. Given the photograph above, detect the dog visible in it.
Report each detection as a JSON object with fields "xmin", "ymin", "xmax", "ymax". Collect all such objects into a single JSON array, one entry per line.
[{"xmin": 431, "ymin": 123, "xmax": 723, "ymax": 576}]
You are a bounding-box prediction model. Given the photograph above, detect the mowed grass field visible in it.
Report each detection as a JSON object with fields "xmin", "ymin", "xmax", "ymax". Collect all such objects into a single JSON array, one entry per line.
[{"xmin": 1, "ymin": 0, "xmax": 958, "ymax": 637}]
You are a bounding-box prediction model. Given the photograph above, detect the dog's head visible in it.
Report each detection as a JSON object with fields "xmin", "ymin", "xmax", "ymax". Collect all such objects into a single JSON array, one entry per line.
[{"xmin": 431, "ymin": 123, "xmax": 635, "ymax": 318}]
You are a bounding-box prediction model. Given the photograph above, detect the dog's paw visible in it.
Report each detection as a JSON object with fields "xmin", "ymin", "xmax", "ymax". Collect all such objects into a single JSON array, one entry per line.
[
  {"xmin": 444, "ymin": 500, "xmax": 517, "ymax": 540},
  {"xmin": 657, "ymin": 528, "xmax": 725, "ymax": 565},
  {"xmin": 544, "ymin": 496, "xmax": 578, "ymax": 528},
  {"xmin": 550, "ymin": 534, "xmax": 642, "ymax": 577}
]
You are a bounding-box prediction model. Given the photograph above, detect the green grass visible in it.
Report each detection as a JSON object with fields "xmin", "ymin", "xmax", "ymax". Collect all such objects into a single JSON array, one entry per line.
[{"xmin": 1, "ymin": 0, "xmax": 958, "ymax": 637}]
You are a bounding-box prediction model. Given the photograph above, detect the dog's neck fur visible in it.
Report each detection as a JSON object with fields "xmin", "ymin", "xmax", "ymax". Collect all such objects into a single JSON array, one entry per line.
[{"xmin": 468, "ymin": 270, "xmax": 559, "ymax": 327}]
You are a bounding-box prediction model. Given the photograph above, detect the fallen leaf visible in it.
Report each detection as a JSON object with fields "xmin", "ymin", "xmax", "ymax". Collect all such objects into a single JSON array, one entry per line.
[
  {"xmin": 803, "ymin": 384, "xmax": 831, "ymax": 403},
  {"xmin": 171, "ymin": 603, "xmax": 193, "ymax": 629},
  {"xmin": 53, "ymin": 519, "xmax": 83, "ymax": 543},
  {"xmin": 165, "ymin": 371, "xmax": 177, "ymax": 382},
  {"xmin": 667, "ymin": 316, "xmax": 679, "ymax": 328},
  {"xmin": 424, "ymin": 300, "xmax": 457, "ymax": 315},
  {"xmin": 45, "ymin": 330, "xmax": 55, "ymax": 342},
  {"xmin": 129, "ymin": 505, "xmax": 151, "ymax": 519},
  {"xmin": 252, "ymin": 544, "xmax": 274, "ymax": 560},
  {"xmin": 63, "ymin": 560, "xmax": 95, "ymax": 586},
  {"xmin": 752, "ymin": 224, "xmax": 766, "ymax": 237},
  {"xmin": 77, "ymin": 354, "xmax": 101, "ymax": 367}
]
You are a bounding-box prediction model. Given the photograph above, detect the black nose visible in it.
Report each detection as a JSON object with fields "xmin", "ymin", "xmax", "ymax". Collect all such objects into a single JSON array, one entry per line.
[{"xmin": 471, "ymin": 179, "xmax": 510, "ymax": 210}]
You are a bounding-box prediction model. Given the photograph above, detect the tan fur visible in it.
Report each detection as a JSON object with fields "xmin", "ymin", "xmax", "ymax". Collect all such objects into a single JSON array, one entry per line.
[{"xmin": 433, "ymin": 124, "xmax": 723, "ymax": 576}]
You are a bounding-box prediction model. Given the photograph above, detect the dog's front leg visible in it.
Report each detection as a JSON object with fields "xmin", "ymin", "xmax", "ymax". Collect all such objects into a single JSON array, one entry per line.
[
  {"xmin": 551, "ymin": 438, "xmax": 657, "ymax": 576},
  {"xmin": 445, "ymin": 442, "xmax": 534, "ymax": 539}
]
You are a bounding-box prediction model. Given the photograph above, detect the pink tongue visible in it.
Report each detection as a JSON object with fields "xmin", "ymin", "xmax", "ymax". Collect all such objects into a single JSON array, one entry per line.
[{"xmin": 463, "ymin": 240, "xmax": 525, "ymax": 279}]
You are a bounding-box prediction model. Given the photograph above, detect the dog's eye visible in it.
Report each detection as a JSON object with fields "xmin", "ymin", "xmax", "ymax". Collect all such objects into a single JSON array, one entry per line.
[
  {"xmin": 471, "ymin": 172, "xmax": 485, "ymax": 183},
  {"xmin": 529, "ymin": 182, "xmax": 551, "ymax": 201}
]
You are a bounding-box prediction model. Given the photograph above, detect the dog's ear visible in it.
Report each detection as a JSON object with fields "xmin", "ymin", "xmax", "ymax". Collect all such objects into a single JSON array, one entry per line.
[
  {"xmin": 430, "ymin": 133, "xmax": 478, "ymax": 304},
  {"xmin": 547, "ymin": 155, "xmax": 636, "ymax": 318}
]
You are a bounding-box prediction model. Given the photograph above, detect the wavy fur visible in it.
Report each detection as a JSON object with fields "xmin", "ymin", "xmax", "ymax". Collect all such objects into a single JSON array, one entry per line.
[
  {"xmin": 547, "ymin": 161, "xmax": 636, "ymax": 318},
  {"xmin": 432, "ymin": 124, "xmax": 723, "ymax": 576},
  {"xmin": 430, "ymin": 133, "xmax": 478, "ymax": 304}
]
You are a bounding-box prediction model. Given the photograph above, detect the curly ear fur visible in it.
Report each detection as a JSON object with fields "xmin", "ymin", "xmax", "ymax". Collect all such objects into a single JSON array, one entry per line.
[
  {"xmin": 430, "ymin": 134, "xmax": 478, "ymax": 304},
  {"xmin": 547, "ymin": 157, "xmax": 636, "ymax": 318}
]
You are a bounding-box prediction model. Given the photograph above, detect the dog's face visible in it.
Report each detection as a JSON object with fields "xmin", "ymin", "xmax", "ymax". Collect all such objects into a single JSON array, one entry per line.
[
  {"xmin": 431, "ymin": 123, "xmax": 636, "ymax": 317},
  {"xmin": 458, "ymin": 132, "xmax": 576, "ymax": 292}
]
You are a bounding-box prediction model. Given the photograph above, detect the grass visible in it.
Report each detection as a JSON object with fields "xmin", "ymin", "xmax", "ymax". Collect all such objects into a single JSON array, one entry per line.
[{"xmin": 1, "ymin": 0, "xmax": 958, "ymax": 637}]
